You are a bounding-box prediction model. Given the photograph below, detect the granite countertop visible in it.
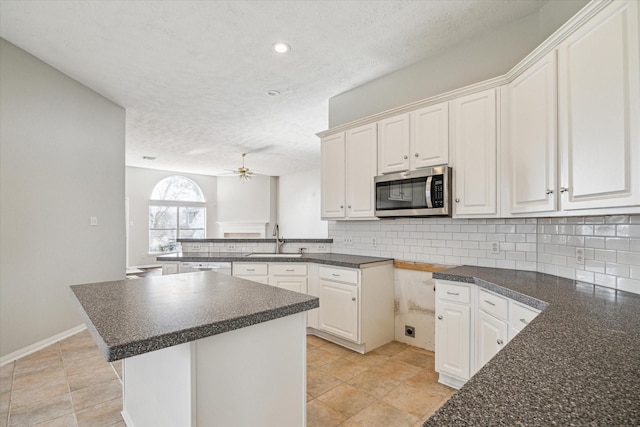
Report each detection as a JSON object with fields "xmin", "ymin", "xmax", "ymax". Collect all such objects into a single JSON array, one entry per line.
[
  {"xmin": 70, "ymin": 272, "xmax": 319, "ymax": 362},
  {"xmin": 157, "ymin": 252, "xmax": 394, "ymax": 269},
  {"xmin": 425, "ymin": 266, "xmax": 640, "ymax": 426}
]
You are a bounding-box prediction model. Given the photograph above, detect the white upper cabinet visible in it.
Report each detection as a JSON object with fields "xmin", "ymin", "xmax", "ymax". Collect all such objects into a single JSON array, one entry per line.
[
  {"xmin": 378, "ymin": 103, "xmax": 449, "ymax": 175},
  {"xmin": 377, "ymin": 114, "xmax": 410, "ymax": 174},
  {"xmin": 557, "ymin": 0, "xmax": 640, "ymax": 210},
  {"xmin": 320, "ymin": 133, "xmax": 346, "ymax": 218},
  {"xmin": 451, "ymin": 88, "xmax": 498, "ymax": 216},
  {"xmin": 321, "ymin": 124, "xmax": 377, "ymax": 220},
  {"xmin": 411, "ymin": 102, "xmax": 449, "ymax": 169},
  {"xmin": 346, "ymin": 123, "xmax": 378, "ymax": 218},
  {"xmin": 502, "ymin": 51, "xmax": 558, "ymax": 215}
]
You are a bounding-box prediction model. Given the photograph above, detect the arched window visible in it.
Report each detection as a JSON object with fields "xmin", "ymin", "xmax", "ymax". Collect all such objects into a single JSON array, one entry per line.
[{"xmin": 149, "ymin": 176, "xmax": 206, "ymax": 253}]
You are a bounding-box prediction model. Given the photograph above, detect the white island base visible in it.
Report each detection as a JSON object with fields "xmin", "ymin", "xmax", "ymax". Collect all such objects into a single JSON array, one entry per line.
[{"xmin": 121, "ymin": 312, "xmax": 307, "ymax": 427}]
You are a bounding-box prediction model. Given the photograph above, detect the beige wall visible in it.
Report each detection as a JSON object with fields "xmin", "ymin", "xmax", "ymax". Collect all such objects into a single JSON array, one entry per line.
[
  {"xmin": 328, "ymin": 0, "xmax": 589, "ymax": 127},
  {"xmin": 0, "ymin": 39, "xmax": 126, "ymax": 358}
]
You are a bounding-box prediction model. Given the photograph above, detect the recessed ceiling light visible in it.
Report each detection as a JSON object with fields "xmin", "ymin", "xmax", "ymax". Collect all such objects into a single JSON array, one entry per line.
[
  {"xmin": 265, "ymin": 90, "xmax": 280, "ymax": 97},
  {"xmin": 142, "ymin": 156, "xmax": 156, "ymax": 160},
  {"xmin": 272, "ymin": 42, "xmax": 290, "ymax": 54}
]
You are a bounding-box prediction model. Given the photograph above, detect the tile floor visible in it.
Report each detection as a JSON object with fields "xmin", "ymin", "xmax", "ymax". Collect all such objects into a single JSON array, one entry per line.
[{"xmin": 0, "ymin": 331, "xmax": 454, "ymax": 427}]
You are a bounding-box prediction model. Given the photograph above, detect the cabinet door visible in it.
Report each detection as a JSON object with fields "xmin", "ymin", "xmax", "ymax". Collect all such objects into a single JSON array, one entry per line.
[
  {"xmin": 451, "ymin": 88, "xmax": 498, "ymax": 216},
  {"xmin": 476, "ymin": 311, "xmax": 508, "ymax": 371},
  {"xmin": 321, "ymin": 133, "xmax": 346, "ymax": 218},
  {"xmin": 558, "ymin": 0, "xmax": 640, "ymax": 210},
  {"xmin": 435, "ymin": 300, "xmax": 471, "ymax": 380},
  {"xmin": 346, "ymin": 123, "xmax": 378, "ymax": 218},
  {"xmin": 162, "ymin": 263, "xmax": 179, "ymax": 275},
  {"xmin": 318, "ymin": 279, "xmax": 358, "ymax": 342},
  {"xmin": 270, "ymin": 277, "xmax": 307, "ymax": 294},
  {"xmin": 411, "ymin": 102, "xmax": 449, "ymax": 169},
  {"xmin": 378, "ymin": 114, "xmax": 410, "ymax": 174},
  {"xmin": 504, "ymin": 51, "xmax": 558, "ymax": 214}
]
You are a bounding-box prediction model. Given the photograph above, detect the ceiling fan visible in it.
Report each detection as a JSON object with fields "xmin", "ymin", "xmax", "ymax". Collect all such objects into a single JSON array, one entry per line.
[{"xmin": 222, "ymin": 153, "xmax": 256, "ymax": 183}]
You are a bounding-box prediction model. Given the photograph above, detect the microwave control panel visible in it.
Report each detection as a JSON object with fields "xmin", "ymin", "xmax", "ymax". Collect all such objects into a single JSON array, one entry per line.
[{"xmin": 432, "ymin": 175, "xmax": 444, "ymax": 208}]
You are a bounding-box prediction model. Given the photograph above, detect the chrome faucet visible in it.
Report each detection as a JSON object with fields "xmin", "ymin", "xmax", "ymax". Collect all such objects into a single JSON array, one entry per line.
[{"xmin": 272, "ymin": 224, "xmax": 285, "ymax": 253}]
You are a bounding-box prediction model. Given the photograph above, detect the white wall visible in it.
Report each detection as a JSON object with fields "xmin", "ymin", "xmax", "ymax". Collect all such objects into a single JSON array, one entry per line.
[
  {"xmin": 0, "ymin": 39, "xmax": 126, "ymax": 358},
  {"xmin": 125, "ymin": 167, "xmax": 218, "ymax": 267},
  {"xmin": 278, "ymin": 169, "xmax": 328, "ymax": 238},
  {"xmin": 328, "ymin": 0, "xmax": 588, "ymax": 127},
  {"xmin": 217, "ymin": 175, "xmax": 277, "ymax": 237}
]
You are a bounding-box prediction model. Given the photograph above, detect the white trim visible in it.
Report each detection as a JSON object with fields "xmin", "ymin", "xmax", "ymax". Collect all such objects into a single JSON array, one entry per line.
[
  {"xmin": 0, "ymin": 324, "xmax": 87, "ymax": 366},
  {"xmin": 316, "ymin": 0, "xmax": 614, "ymax": 139}
]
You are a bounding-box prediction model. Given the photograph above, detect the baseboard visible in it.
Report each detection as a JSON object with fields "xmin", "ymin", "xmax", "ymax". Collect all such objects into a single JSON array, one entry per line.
[
  {"xmin": 0, "ymin": 324, "xmax": 87, "ymax": 366},
  {"xmin": 121, "ymin": 410, "xmax": 135, "ymax": 427},
  {"xmin": 306, "ymin": 328, "xmax": 367, "ymax": 354}
]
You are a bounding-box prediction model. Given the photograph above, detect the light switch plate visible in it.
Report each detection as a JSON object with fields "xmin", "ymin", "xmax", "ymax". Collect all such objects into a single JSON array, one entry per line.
[{"xmin": 90, "ymin": 216, "xmax": 98, "ymax": 226}]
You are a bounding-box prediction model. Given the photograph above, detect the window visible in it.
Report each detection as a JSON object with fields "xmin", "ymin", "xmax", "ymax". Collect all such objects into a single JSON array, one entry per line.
[{"xmin": 149, "ymin": 176, "xmax": 206, "ymax": 253}]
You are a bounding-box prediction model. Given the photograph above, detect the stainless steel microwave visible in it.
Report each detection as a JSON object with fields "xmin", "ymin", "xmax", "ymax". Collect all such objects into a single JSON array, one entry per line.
[{"xmin": 374, "ymin": 166, "xmax": 452, "ymax": 217}]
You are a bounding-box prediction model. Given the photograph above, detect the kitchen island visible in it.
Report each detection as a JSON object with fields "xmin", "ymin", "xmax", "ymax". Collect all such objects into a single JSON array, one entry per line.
[{"xmin": 71, "ymin": 271, "xmax": 318, "ymax": 427}]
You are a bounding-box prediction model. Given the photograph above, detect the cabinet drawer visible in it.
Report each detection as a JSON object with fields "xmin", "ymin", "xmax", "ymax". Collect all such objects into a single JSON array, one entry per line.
[
  {"xmin": 270, "ymin": 264, "xmax": 307, "ymax": 276},
  {"xmin": 319, "ymin": 266, "xmax": 358, "ymax": 285},
  {"xmin": 235, "ymin": 275, "xmax": 270, "ymax": 285},
  {"xmin": 478, "ymin": 289, "xmax": 508, "ymax": 321},
  {"xmin": 509, "ymin": 301, "xmax": 540, "ymax": 330},
  {"xmin": 233, "ymin": 263, "xmax": 268, "ymax": 275},
  {"xmin": 437, "ymin": 281, "xmax": 471, "ymax": 304}
]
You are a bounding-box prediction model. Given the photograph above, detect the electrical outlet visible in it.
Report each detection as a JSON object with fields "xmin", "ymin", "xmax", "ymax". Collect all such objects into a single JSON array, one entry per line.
[
  {"xmin": 371, "ymin": 237, "xmax": 377, "ymax": 247},
  {"xmin": 226, "ymin": 244, "xmax": 236, "ymax": 250},
  {"xmin": 316, "ymin": 244, "xmax": 326, "ymax": 251},
  {"xmin": 90, "ymin": 216, "xmax": 98, "ymax": 226},
  {"xmin": 490, "ymin": 241, "xmax": 500, "ymax": 254},
  {"xmin": 576, "ymin": 247, "xmax": 585, "ymax": 264},
  {"xmin": 405, "ymin": 325, "xmax": 415, "ymax": 338},
  {"xmin": 344, "ymin": 236, "xmax": 353, "ymax": 245}
]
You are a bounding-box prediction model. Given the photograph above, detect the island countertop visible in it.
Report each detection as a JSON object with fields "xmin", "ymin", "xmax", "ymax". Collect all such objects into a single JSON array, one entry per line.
[
  {"xmin": 425, "ymin": 266, "xmax": 640, "ymax": 426},
  {"xmin": 70, "ymin": 271, "xmax": 319, "ymax": 362}
]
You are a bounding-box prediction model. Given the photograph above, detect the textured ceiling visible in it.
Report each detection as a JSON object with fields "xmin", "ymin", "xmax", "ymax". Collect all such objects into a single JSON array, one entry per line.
[{"xmin": 0, "ymin": 0, "xmax": 548, "ymax": 177}]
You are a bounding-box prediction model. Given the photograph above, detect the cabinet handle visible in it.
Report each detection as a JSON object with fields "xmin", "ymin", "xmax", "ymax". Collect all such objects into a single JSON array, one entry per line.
[
  {"xmin": 546, "ymin": 189, "xmax": 553, "ymax": 195},
  {"xmin": 415, "ymin": 153, "xmax": 419, "ymax": 157},
  {"xmin": 348, "ymin": 205, "xmax": 351, "ymax": 208},
  {"xmin": 484, "ymin": 300, "xmax": 495, "ymax": 306},
  {"xmin": 286, "ymin": 269, "xmax": 295, "ymax": 272},
  {"xmin": 247, "ymin": 269, "xmax": 255, "ymax": 272},
  {"xmin": 497, "ymin": 339, "xmax": 504, "ymax": 345},
  {"xmin": 332, "ymin": 273, "xmax": 340, "ymax": 277},
  {"xmin": 446, "ymin": 291, "xmax": 459, "ymax": 296},
  {"xmin": 403, "ymin": 155, "xmax": 408, "ymax": 159},
  {"xmin": 352, "ymin": 297, "xmax": 356, "ymax": 301},
  {"xmin": 340, "ymin": 205, "xmax": 344, "ymax": 209},
  {"xmin": 560, "ymin": 187, "xmax": 569, "ymax": 193},
  {"xmin": 438, "ymin": 315, "xmax": 443, "ymax": 320},
  {"xmin": 520, "ymin": 318, "xmax": 528, "ymax": 324},
  {"xmin": 455, "ymin": 198, "xmax": 460, "ymax": 203}
]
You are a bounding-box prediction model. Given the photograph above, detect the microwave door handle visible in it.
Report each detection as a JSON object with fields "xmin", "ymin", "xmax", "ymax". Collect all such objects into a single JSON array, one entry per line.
[{"xmin": 425, "ymin": 176, "xmax": 433, "ymax": 208}]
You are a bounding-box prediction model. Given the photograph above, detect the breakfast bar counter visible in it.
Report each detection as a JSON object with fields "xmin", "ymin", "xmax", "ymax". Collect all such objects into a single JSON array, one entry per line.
[{"xmin": 71, "ymin": 271, "xmax": 318, "ymax": 426}]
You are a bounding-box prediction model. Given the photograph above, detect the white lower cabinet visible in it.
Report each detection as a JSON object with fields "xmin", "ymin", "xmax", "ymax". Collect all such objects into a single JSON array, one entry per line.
[
  {"xmin": 313, "ymin": 264, "xmax": 394, "ymax": 354},
  {"xmin": 161, "ymin": 262, "xmax": 179, "ymax": 275},
  {"xmin": 476, "ymin": 311, "xmax": 508, "ymax": 369},
  {"xmin": 318, "ymin": 279, "xmax": 358, "ymax": 342},
  {"xmin": 435, "ymin": 300, "xmax": 471, "ymax": 386},
  {"xmin": 232, "ymin": 263, "xmax": 269, "ymax": 284},
  {"xmin": 269, "ymin": 264, "xmax": 308, "ymax": 293},
  {"xmin": 435, "ymin": 280, "xmax": 540, "ymax": 389}
]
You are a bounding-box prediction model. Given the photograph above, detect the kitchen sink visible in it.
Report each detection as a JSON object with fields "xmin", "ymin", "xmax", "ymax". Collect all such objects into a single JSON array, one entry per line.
[{"xmin": 245, "ymin": 253, "xmax": 302, "ymax": 258}]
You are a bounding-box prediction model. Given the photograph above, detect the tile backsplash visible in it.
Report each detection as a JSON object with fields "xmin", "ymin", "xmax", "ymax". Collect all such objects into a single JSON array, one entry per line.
[{"xmin": 329, "ymin": 214, "xmax": 640, "ymax": 295}]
